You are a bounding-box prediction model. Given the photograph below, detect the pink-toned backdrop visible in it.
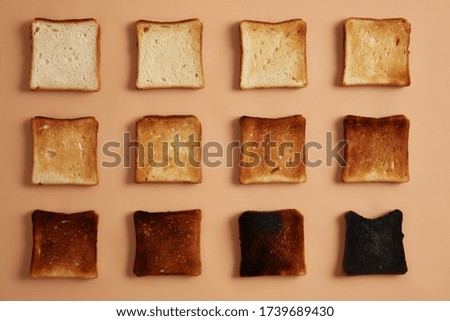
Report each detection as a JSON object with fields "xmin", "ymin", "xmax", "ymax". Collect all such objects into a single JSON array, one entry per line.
[{"xmin": 1, "ymin": 0, "xmax": 448, "ymax": 300}]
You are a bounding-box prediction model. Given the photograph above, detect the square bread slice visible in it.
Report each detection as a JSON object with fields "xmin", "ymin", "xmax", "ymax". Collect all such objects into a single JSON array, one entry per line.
[
  {"xmin": 30, "ymin": 18, "xmax": 100, "ymax": 91},
  {"xmin": 240, "ymin": 19, "xmax": 307, "ymax": 89},
  {"xmin": 30, "ymin": 210, "xmax": 98, "ymax": 279},
  {"xmin": 342, "ymin": 17, "xmax": 411, "ymax": 86},
  {"xmin": 239, "ymin": 115, "xmax": 306, "ymax": 184},
  {"xmin": 239, "ymin": 209, "xmax": 306, "ymax": 276},
  {"xmin": 343, "ymin": 210, "xmax": 407, "ymax": 275},
  {"xmin": 133, "ymin": 210, "xmax": 201, "ymax": 276},
  {"xmin": 342, "ymin": 115, "xmax": 409, "ymax": 183},
  {"xmin": 136, "ymin": 19, "xmax": 204, "ymax": 89},
  {"xmin": 31, "ymin": 116, "xmax": 99, "ymax": 185},
  {"xmin": 135, "ymin": 115, "xmax": 202, "ymax": 183}
]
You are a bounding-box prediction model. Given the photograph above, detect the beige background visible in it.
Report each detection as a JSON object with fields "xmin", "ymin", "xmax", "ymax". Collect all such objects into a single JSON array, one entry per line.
[{"xmin": 1, "ymin": 0, "xmax": 449, "ymax": 300}]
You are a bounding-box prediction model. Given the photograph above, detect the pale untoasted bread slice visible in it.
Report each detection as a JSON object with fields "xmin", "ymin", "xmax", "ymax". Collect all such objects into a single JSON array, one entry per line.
[
  {"xmin": 30, "ymin": 18, "xmax": 100, "ymax": 91},
  {"xmin": 239, "ymin": 115, "xmax": 306, "ymax": 184},
  {"xmin": 135, "ymin": 115, "xmax": 202, "ymax": 183},
  {"xmin": 31, "ymin": 116, "xmax": 99, "ymax": 185},
  {"xmin": 240, "ymin": 19, "xmax": 307, "ymax": 89},
  {"xmin": 342, "ymin": 115, "xmax": 409, "ymax": 183},
  {"xmin": 136, "ymin": 19, "xmax": 204, "ymax": 89},
  {"xmin": 30, "ymin": 210, "xmax": 98, "ymax": 279},
  {"xmin": 343, "ymin": 18, "xmax": 411, "ymax": 86},
  {"xmin": 239, "ymin": 209, "xmax": 306, "ymax": 276},
  {"xmin": 343, "ymin": 209, "xmax": 407, "ymax": 275},
  {"xmin": 133, "ymin": 210, "xmax": 201, "ymax": 276}
]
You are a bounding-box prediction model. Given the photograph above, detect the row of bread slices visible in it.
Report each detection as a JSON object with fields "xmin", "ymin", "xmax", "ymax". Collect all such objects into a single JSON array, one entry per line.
[
  {"xmin": 31, "ymin": 114, "xmax": 410, "ymax": 185},
  {"xmin": 30, "ymin": 17, "xmax": 411, "ymax": 91},
  {"xmin": 30, "ymin": 208, "xmax": 407, "ymax": 278}
]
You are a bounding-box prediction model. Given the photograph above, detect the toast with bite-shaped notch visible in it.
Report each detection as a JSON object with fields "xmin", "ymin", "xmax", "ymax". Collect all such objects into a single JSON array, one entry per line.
[{"xmin": 343, "ymin": 209, "xmax": 408, "ymax": 275}]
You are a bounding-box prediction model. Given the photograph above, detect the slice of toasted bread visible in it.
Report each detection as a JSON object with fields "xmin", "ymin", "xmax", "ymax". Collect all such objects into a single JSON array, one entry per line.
[
  {"xmin": 239, "ymin": 115, "xmax": 306, "ymax": 184},
  {"xmin": 342, "ymin": 115, "xmax": 409, "ymax": 183},
  {"xmin": 30, "ymin": 210, "xmax": 98, "ymax": 279},
  {"xmin": 133, "ymin": 210, "xmax": 201, "ymax": 276},
  {"xmin": 342, "ymin": 17, "xmax": 411, "ymax": 86},
  {"xmin": 239, "ymin": 209, "xmax": 306, "ymax": 276},
  {"xmin": 136, "ymin": 19, "xmax": 204, "ymax": 89},
  {"xmin": 31, "ymin": 116, "xmax": 99, "ymax": 185},
  {"xmin": 240, "ymin": 19, "xmax": 307, "ymax": 89},
  {"xmin": 135, "ymin": 115, "xmax": 202, "ymax": 183},
  {"xmin": 343, "ymin": 210, "xmax": 408, "ymax": 275},
  {"xmin": 30, "ymin": 18, "xmax": 100, "ymax": 91}
]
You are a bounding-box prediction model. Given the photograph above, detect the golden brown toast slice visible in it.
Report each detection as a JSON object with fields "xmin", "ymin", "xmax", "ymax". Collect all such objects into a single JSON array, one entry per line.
[
  {"xmin": 342, "ymin": 115, "xmax": 410, "ymax": 182},
  {"xmin": 135, "ymin": 115, "xmax": 202, "ymax": 183},
  {"xmin": 239, "ymin": 115, "xmax": 306, "ymax": 184},
  {"xmin": 31, "ymin": 116, "xmax": 99, "ymax": 185}
]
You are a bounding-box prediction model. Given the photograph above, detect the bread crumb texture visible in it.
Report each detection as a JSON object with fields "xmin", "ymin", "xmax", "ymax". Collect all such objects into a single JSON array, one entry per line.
[
  {"xmin": 239, "ymin": 209, "xmax": 306, "ymax": 276},
  {"xmin": 135, "ymin": 115, "xmax": 202, "ymax": 183},
  {"xmin": 136, "ymin": 19, "xmax": 204, "ymax": 89},
  {"xmin": 343, "ymin": 18, "xmax": 411, "ymax": 86},
  {"xmin": 240, "ymin": 19, "xmax": 307, "ymax": 89},
  {"xmin": 342, "ymin": 115, "xmax": 409, "ymax": 183},
  {"xmin": 30, "ymin": 210, "xmax": 98, "ymax": 279},
  {"xmin": 133, "ymin": 210, "xmax": 201, "ymax": 276},
  {"xmin": 30, "ymin": 18, "xmax": 100, "ymax": 91},
  {"xmin": 31, "ymin": 116, "xmax": 99, "ymax": 185}
]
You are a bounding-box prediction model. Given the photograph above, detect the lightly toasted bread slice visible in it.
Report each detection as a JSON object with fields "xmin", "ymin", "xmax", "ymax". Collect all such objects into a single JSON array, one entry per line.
[
  {"xmin": 136, "ymin": 19, "xmax": 204, "ymax": 89},
  {"xmin": 30, "ymin": 18, "xmax": 100, "ymax": 91},
  {"xmin": 239, "ymin": 115, "xmax": 306, "ymax": 184},
  {"xmin": 342, "ymin": 17, "xmax": 411, "ymax": 86},
  {"xmin": 135, "ymin": 115, "xmax": 202, "ymax": 183},
  {"xmin": 31, "ymin": 116, "xmax": 99, "ymax": 185},
  {"xmin": 239, "ymin": 209, "xmax": 306, "ymax": 276},
  {"xmin": 30, "ymin": 210, "xmax": 98, "ymax": 279},
  {"xmin": 133, "ymin": 209, "xmax": 201, "ymax": 276},
  {"xmin": 240, "ymin": 19, "xmax": 307, "ymax": 89},
  {"xmin": 342, "ymin": 115, "xmax": 409, "ymax": 183}
]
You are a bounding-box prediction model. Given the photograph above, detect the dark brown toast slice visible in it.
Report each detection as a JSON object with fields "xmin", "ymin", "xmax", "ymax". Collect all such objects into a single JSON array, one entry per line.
[
  {"xmin": 133, "ymin": 210, "xmax": 201, "ymax": 276},
  {"xmin": 30, "ymin": 210, "xmax": 98, "ymax": 278}
]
